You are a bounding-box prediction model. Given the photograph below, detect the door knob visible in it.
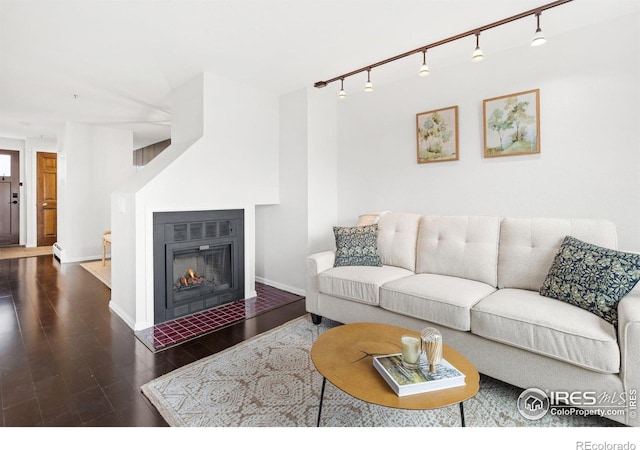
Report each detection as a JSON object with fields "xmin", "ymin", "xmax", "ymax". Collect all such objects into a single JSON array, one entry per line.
[
  {"xmin": 11, "ymin": 200, "xmax": 18, "ymax": 204},
  {"xmin": 42, "ymin": 202, "xmax": 48, "ymax": 207}
]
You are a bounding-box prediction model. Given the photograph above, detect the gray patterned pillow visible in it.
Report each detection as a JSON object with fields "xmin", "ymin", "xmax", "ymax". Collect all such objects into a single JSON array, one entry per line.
[
  {"xmin": 539, "ymin": 236, "xmax": 640, "ymax": 326},
  {"xmin": 333, "ymin": 224, "xmax": 382, "ymax": 267}
]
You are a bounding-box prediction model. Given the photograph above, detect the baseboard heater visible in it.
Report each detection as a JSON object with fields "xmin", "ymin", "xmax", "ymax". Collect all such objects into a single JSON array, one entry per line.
[{"xmin": 53, "ymin": 242, "xmax": 62, "ymax": 261}]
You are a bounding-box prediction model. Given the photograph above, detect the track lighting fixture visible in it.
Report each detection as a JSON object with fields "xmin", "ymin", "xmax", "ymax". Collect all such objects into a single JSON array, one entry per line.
[
  {"xmin": 338, "ymin": 78, "xmax": 346, "ymax": 99},
  {"xmin": 364, "ymin": 69, "xmax": 373, "ymax": 92},
  {"xmin": 531, "ymin": 12, "xmax": 547, "ymax": 46},
  {"xmin": 419, "ymin": 50, "xmax": 430, "ymax": 77},
  {"xmin": 472, "ymin": 32, "xmax": 484, "ymax": 62},
  {"xmin": 315, "ymin": 0, "xmax": 572, "ymax": 95}
]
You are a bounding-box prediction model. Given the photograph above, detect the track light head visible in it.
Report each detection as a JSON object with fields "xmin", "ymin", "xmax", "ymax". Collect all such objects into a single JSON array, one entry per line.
[
  {"xmin": 472, "ymin": 33, "xmax": 484, "ymax": 62},
  {"xmin": 531, "ymin": 29, "xmax": 546, "ymax": 46},
  {"xmin": 338, "ymin": 78, "xmax": 346, "ymax": 99},
  {"xmin": 531, "ymin": 12, "xmax": 547, "ymax": 46},
  {"xmin": 419, "ymin": 50, "xmax": 430, "ymax": 77},
  {"xmin": 364, "ymin": 69, "xmax": 373, "ymax": 92},
  {"xmin": 472, "ymin": 47, "xmax": 484, "ymax": 61}
]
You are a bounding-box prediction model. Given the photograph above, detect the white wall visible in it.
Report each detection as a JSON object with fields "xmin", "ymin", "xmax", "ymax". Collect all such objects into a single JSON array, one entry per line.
[
  {"xmin": 307, "ymin": 88, "xmax": 338, "ymax": 255},
  {"xmin": 255, "ymin": 87, "xmax": 337, "ymax": 295},
  {"xmin": 111, "ymin": 73, "xmax": 280, "ymax": 330},
  {"xmin": 171, "ymin": 73, "xmax": 204, "ymax": 146},
  {"xmin": 256, "ymin": 89, "xmax": 309, "ymax": 295},
  {"xmin": 334, "ymin": 12, "xmax": 640, "ymax": 252},
  {"xmin": 58, "ymin": 122, "xmax": 133, "ymax": 262},
  {"xmin": 0, "ymin": 138, "xmax": 24, "ymax": 151}
]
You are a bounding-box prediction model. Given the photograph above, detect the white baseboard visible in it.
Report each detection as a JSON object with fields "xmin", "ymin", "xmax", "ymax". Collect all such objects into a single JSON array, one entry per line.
[
  {"xmin": 60, "ymin": 254, "xmax": 105, "ymax": 264},
  {"xmin": 108, "ymin": 299, "xmax": 137, "ymax": 330},
  {"xmin": 52, "ymin": 242, "xmax": 108, "ymax": 264},
  {"xmin": 255, "ymin": 276, "xmax": 305, "ymax": 297}
]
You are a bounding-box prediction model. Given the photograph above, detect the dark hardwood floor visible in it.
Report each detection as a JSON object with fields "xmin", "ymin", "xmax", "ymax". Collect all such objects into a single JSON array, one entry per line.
[{"xmin": 0, "ymin": 255, "xmax": 307, "ymax": 426}]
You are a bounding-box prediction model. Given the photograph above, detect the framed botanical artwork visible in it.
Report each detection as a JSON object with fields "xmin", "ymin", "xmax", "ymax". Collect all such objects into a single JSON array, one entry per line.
[
  {"xmin": 416, "ymin": 105, "xmax": 459, "ymax": 164},
  {"xmin": 483, "ymin": 89, "xmax": 540, "ymax": 158}
]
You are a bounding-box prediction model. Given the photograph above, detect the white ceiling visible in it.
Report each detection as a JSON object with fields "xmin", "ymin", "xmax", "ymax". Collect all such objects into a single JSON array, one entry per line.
[{"xmin": 0, "ymin": 0, "xmax": 637, "ymax": 148}]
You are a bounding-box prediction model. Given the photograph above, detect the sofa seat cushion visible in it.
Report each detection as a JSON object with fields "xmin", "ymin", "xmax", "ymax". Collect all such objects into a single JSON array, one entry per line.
[
  {"xmin": 318, "ymin": 265, "xmax": 414, "ymax": 306},
  {"xmin": 379, "ymin": 274, "xmax": 497, "ymax": 331},
  {"xmin": 471, "ymin": 289, "xmax": 620, "ymax": 373}
]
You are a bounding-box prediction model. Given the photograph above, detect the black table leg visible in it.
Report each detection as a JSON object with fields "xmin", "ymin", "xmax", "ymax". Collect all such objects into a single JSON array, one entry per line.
[
  {"xmin": 460, "ymin": 402, "xmax": 465, "ymax": 427},
  {"xmin": 317, "ymin": 376, "xmax": 327, "ymax": 427}
]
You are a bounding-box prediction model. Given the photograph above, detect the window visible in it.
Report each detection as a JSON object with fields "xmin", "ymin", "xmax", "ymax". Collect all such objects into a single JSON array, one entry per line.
[{"xmin": 0, "ymin": 154, "xmax": 10, "ymax": 177}]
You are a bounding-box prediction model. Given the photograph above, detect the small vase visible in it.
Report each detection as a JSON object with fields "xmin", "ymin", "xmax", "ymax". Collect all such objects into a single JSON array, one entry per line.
[{"xmin": 421, "ymin": 327, "xmax": 443, "ymax": 373}]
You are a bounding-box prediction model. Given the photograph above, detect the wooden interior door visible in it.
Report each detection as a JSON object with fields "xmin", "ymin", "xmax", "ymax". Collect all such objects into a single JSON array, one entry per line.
[
  {"xmin": 0, "ymin": 150, "xmax": 20, "ymax": 246},
  {"xmin": 37, "ymin": 152, "xmax": 57, "ymax": 247}
]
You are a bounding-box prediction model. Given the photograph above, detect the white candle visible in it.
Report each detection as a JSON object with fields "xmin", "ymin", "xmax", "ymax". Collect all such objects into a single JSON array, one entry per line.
[{"xmin": 401, "ymin": 335, "xmax": 420, "ymax": 364}]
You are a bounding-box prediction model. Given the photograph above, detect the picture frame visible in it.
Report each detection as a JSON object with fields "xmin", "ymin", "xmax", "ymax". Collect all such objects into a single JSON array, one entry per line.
[
  {"xmin": 483, "ymin": 89, "xmax": 540, "ymax": 158},
  {"xmin": 416, "ymin": 105, "xmax": 459, "ymax": 164}
]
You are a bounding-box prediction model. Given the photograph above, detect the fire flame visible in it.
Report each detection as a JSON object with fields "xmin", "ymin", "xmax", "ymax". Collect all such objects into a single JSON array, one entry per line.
[{"xmin": 177, "ymin": 268, "xmax": 204, "ymax": 288}]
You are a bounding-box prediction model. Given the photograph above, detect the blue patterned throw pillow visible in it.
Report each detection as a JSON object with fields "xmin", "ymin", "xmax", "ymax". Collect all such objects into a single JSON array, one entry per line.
[
  {"xmin": 333, "ymin": 224, "xmax": 382, "ymax": 267},
  {"xmin": 539, "ymin": 236, "xmax": 640, "ymax": 326}
]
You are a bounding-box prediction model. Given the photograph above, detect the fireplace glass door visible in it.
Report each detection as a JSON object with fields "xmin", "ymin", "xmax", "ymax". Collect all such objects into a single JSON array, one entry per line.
[{"xmin": 168, "ymin": 243, "xmax": 233, "ymax": 307}]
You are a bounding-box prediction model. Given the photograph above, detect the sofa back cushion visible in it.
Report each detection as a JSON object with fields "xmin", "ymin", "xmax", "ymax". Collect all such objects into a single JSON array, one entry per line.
[
  {"xmin": 416, "ymin": 215, "xmax": 501, "ymax": 286},
  {"xmin": 376, "ymin": 212, "xmax": 421, "ymax": 271},
  {"xmin": 498, "ymin": 218, "xmax": 618, "ymax": 291}
]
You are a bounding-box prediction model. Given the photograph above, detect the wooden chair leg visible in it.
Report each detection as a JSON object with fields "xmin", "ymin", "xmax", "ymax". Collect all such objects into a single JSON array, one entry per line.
[{"xmin": 102, "ymin": 231, "xmax": 111, "ymax": 266}]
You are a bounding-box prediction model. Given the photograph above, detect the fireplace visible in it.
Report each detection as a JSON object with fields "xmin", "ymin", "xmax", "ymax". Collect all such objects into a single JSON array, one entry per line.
[{"xmin": 153, "ymin": 209, "xmax": 244, "ymax": 324}]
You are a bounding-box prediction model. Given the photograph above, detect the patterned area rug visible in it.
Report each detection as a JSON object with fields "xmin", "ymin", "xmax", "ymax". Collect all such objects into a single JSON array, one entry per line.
[{"xmin": 141, "ymin": 315, "xmax": 620, "ymax": 427}]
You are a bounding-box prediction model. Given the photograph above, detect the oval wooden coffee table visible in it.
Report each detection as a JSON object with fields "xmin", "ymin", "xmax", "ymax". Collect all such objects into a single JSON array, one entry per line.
[{"xmin": 310, "ymin": 322, "xmax": 480, "ymax": 426}]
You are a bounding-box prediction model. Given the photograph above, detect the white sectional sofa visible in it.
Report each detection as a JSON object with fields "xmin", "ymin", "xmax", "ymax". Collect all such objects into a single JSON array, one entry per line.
[{"xmin": 305, "ymin": 212, "xmax": 640, "ymax": 426}]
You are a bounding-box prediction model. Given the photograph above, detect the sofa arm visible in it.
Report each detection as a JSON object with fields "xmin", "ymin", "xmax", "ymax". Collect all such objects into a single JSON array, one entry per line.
[
  {"xmin": 305, "ymin": 251, "xmax": 335, "ymax": 315},
  {"xmin": 618, "ymin": 290, "xmax": 640, "ymax": 426}
]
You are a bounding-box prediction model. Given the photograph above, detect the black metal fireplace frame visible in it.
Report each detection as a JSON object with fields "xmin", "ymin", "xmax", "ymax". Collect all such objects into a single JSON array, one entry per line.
[{"xmin": 153, "ymin": 209, "xmax": 244, "ymax": 324}]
